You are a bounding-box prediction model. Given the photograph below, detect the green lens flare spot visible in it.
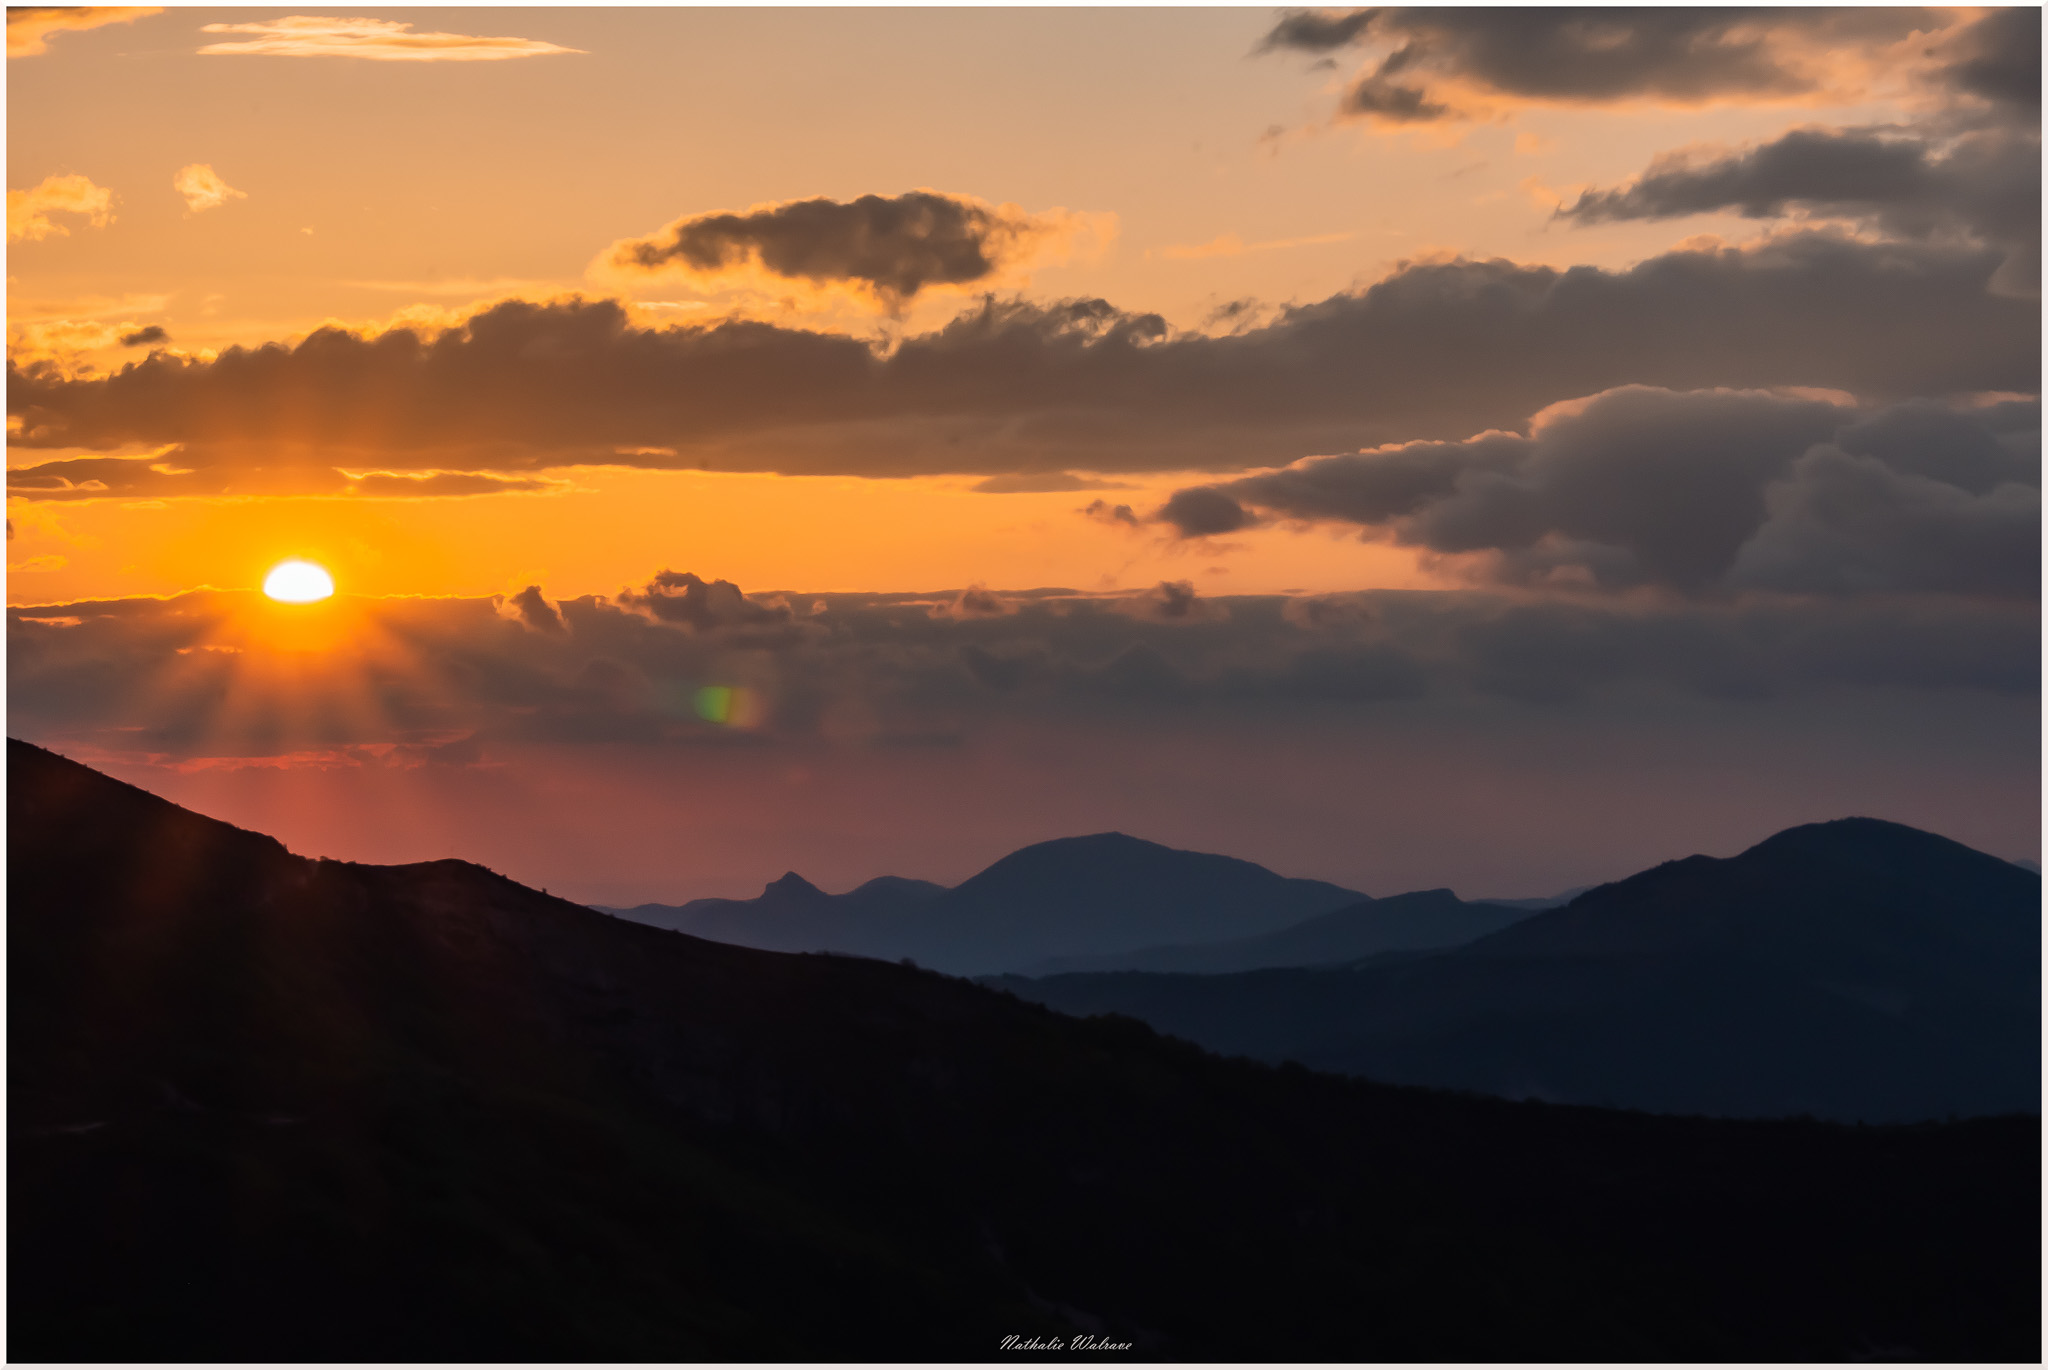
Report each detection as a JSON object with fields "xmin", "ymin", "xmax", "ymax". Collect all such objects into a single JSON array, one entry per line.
[{"xmin": 694, "ymin": 685, "xmax": 733, "ymax": 724}]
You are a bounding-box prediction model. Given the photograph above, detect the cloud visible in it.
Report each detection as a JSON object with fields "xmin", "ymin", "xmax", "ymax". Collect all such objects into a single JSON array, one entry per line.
[
  {"xmin": 7, "ymin": 318, "xmax": 160, "ymax": 370},
  {"xmin": 6, "ymin": 232, "xmax": 2035, "ymax": 493},
  {"xmin": 602, "ymin": 190, "xmax": 1112, "ymax": 312},
  {"xmin": 1258, "ymin": 8, "xmax": 1948, "ymax": 125},
  {"xmin": 1128, "ymin": 579, "xmax": 1214, "ymax": 622},
  {"xmin": 1935, "ymin": 6, "xmax": 2041, "ymax": 116},
  {"xmin": 507, "ymin": 585, "xmax": 564, "ymax": 634},
  {"xmin": 118, "ymin": 326, "xmax": 169, "ymax": 348},
  {"xmin": 931, "ymin": 585, "xmax": 1013, "ymax": 620},
  {"xmin": 1255, "ymin": 9, "xmax": 1378, "ymax": 55},
  {"xmin": 1081, "ymin": 499, "xmax": 1141, "ymax": 529},
  {"xmin": 616, "ymin": 570, "xmax": 791, "ymax": 632},
  {"xmin": 2, "ymin": 455, "xmax": 562, "ymax": 502},
  {"xmin": 1173, "ymin": 387, "xmax": 2039, "ymax": 599},
  {"xmin": 343, "ymin": 470, "xmax": 559, "ymax": 499},
  {"xmin": 196, "ymin": 16, "xmax": 582, "ymax": 62},
  {"xmin": 1156, "ymin": 486, "xmax": 1257, "ymax": 537},
  {"xmin": 173, "ymin": 164, "xmax": 246, "ymax": 213},
  {"xmin": 1560, "ymin": 124, "xmax": 2041, "ymax": 294},
  {"xmin": 8, "ymin": 174, "xmax": 114, "ymax": 242},
  {"xmin": 7, "ymin": 7, "xmax": 158, "ymax": 58},
  {"xmin": 970, "ymin": 472, "xmax": 1129, "ymax": 494},
  {"xmin": 7, "ymin": 576, "xmax": 2035, "ymax": 778},
  {"xmin": 10, "ymin": 580, "xmax": 2033, "ymax": 905}
]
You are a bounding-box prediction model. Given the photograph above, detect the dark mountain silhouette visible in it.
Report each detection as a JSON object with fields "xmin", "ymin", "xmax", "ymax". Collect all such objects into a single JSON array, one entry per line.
[
  {"xmin": 1476, "ymin": 884, "xmax": 1595, "ymax": 911},
  {"xmin": 604, "ymin": 832, "xmax": 1364, "ymax": 975},
  {"xmin": 11, "ymin": 740, "xmax": 2038, "ymax": 1361},
  {"xmin": 1020, "ymin": 888, "xmax": 1537, "ymax": 976},
  {"xmin": 990, "ymin": 819, "xmax": 2042, "ymax": 1123}
]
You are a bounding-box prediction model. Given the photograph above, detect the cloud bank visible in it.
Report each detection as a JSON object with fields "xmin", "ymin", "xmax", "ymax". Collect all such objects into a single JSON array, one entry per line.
[
  {"xmin": 1258, "ymin": 8, "xmax": 1941, "ymax": 125},
  {"xmin": 1163, "ymin": 387, "xmax": 2038, "ymax": 599},
  {"xmin": 8, "ymin": 231, "xmax": 2034, "ymax": 497},
  {"xmin": 1560, "ymin": 120, "xmax": 2040, "ymax": 294},
  {"xmin": 10, "ymin": 573, "xmax": 2034, "ymax": 769}
]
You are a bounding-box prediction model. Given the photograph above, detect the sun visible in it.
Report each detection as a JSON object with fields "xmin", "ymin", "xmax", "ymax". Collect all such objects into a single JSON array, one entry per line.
[{"xmin": 262, "ymin": 559, "xmax": 336, "ymax": 603}]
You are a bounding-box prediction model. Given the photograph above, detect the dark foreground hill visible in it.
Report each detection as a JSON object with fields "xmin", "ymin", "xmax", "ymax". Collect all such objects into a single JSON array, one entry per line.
[
  {"xmin": 10, "ymin": 740, "xmax": 2039, "ymax": 1361},
  {"xmin": 991, "ymin": 819, "xmax": 2043, "ymax": 1123},
  {"xmin": 603, "ymin": 832, "xmax": 1365, "ymax": 975}
]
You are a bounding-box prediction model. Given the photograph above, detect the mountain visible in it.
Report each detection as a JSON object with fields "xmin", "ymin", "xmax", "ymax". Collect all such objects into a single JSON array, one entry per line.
[
  {"xmin": 11, "ymin": 740, "xmax": 2038, "ymax": 1361},
  {"xmin": 604, "ymin": 831, "xmax": 1365, "ymax": 975},
  {"xmin": 989, "ymin": 818, "xmax": 2043, "ymax": 1123},
  {"xmin": 1020, "ymin": 888, "xmax": 1537, "ymax": 976},
  {"xmin": 1476, "ymin": 884, "xmax": 1595, "ymax": 911}
]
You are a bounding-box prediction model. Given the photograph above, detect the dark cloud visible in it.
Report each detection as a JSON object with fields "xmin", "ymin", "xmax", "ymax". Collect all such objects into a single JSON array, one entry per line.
[
  {"xmin": 1340, "ymin": 74, "xmax": 1451, "ymax": 123},
  {"xmin": 1257, "ymin": 9, "xmax": 1936, "ymax": 122},
  {"xmin": 1146, "ymin": 580, "xmax": 1202, "ymax": 621},
  {"xmin": 508, "ymin": 584, "xmax": 563, "ymax": 633},
  {"xmin": 1185, "ymin": 388, "xmax": 2039, "ymax": 598},
  {"xmin": 1938, "ymin": 6, "xmax": 2041, "ymax": 114},
  {"xmin": 117, "ymin": 325, "xmax": 168, "ymax": 347},
  {"xmin": 933, "ymin": 585, "xmax": 1011, "ymax": 620},
  {"xmin": 607, "ymin": 190, "xmax": 1083, "ymax": 310},
  {"xmin": 1156, "ymin": 486, "xmax": 1256, "ymax": 537},
  {"xmin": 1728, "ymin": 447, "xmax": 2040, "ymax": 598},
  {"xmin": 7, "ymin": 233, "xmax": 2035, "ymax": 495},
  {"xmin": 8, "ymin": 578, "xmax": 2034, "ymax": 776},
  {"xmin": 616, "ymin": 569, "xmax": 791, "ymax": 632},
  {"xmin": 1081, "ymin": 499, "xmax": 1140, "ymax": 528},
  {"xmin": 1561, "ymin": 125, "xmax": 2041, "ymax": 294},
  {"xmin": 1255, "ymin": 9, "xmax": 1377, "ymax": 54}
]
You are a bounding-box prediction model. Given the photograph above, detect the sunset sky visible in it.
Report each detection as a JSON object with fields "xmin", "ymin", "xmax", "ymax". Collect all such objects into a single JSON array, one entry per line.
[{"xmin": 9, "ymin": 6, "xmax": 2039, "ymax": 902}]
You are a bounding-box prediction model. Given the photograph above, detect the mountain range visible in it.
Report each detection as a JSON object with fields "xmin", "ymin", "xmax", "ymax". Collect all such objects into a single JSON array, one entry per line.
[
  {"xmin": 601, "ymin": 832, "xmax": 1369, "ymax": 975},
  {"xmin": 11, "ymin": 739, "xmax": 2038, "ymax": 1360},
  {"xmin": 989, "ymin": 818, "xmax": 2042, "ymax": 1123},
  {"xmin": 602, "ymin": 835, "xmax": 1574, "ymax": 976},
  {"xmin": 1019, "ymin": 886, "xmax": 1541, "ymax": 976}
]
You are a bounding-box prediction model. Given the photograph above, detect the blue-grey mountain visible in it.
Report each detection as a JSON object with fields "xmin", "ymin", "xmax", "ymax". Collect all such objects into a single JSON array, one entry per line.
[
  {"xmin": 603, "ymin": 832, "xmax": 1366, "ymax": 975},
  {"xmin": 990, "ymin": 819, "xmax": 2042, "ymax": 1123}
]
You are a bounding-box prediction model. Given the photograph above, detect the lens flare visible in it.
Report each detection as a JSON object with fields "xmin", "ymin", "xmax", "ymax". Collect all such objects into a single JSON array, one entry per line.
[
  {"xmin": 262, "ymin": 560, "xmax": 335, "ymax": 603},
  {"xmin": 693, "ymin": 684, "xmax": 766, "ymax": 728}
]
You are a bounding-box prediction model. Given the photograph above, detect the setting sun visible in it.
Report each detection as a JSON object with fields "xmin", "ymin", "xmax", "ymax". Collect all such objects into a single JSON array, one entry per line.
[{"xmin": 262, "ymin": 560, "xmax": 335, "ymax": 603}]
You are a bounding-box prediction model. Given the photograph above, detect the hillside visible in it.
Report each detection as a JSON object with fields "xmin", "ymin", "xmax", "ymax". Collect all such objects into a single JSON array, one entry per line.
[
  {"xmin": 991, "ymin": 819, "xmax": 2043, "ymax": 1122},
  {"xmin": 1021, "ymin": 887, "xmax": 1536, "ymax": 976},
  {"xmin": 10, "ymin": 740, "xmax": 2038, "ymax": 1361}
]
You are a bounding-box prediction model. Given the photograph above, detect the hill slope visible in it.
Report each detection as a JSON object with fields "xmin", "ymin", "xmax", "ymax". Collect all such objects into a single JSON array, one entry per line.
[
  {"xmin": 605, "ymin": 832, "xmax": 1365, "ymax": 975},
  {"xmin": 10, "ymin": 741, "xmax": 2038, "ymax": 1361},
  {"xmin": 1021, "ymin": 888, "xmax": 1536, "ymax": 976},
  {"xmin": 991, "ymin": 819, "xmax": 2042, "ymax": 1122}
]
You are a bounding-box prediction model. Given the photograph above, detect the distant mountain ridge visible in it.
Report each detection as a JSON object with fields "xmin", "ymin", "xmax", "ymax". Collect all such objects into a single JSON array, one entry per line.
[
  {"xmin": 1019, "ymin": 887, "xmax": 1538, "ymax": 976},
  {"xmin": 603, "ymin": 832, "xmax": 1367, "ymax": 975},
  {"xmin": 990, "ymin": 817, "xmax": 2043, "ymax": 1123}
]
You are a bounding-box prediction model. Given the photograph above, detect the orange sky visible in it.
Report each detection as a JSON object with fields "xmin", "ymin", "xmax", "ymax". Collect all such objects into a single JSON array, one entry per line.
[
  {"xmin": 7, "ymin": 5, "xmax": 1956, "ymax": 605},
  {"xmin": 7, "ymin": 7, "xmax": 2036, "ymax": 898}
]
